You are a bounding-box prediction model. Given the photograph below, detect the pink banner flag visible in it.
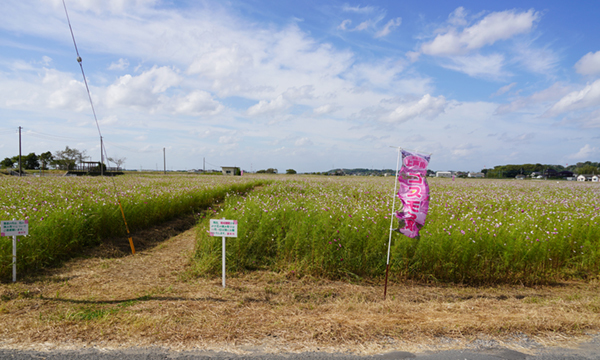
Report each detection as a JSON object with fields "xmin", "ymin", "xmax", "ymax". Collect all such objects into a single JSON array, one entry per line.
[{"xmin": 395, "ymin": 150, "xmax": 431, "ymax": 238}]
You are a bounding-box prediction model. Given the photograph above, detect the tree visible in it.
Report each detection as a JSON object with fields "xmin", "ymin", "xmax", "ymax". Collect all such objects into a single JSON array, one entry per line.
[
  {"xmin": 578, "ymin": 165, "xmax": 599, "ymax": 175},
  {"xmin": 39, "ymin": 151, "xmax": 54, "ymax": 170},
  {"xmin": 286, "ymin": 169, "xmax": 297, "ymax": 174},
  {"xmin": 266, "ymin": 168, "xmax": 278, "ymax": 174},
  {"xmin": 52, "ymin": 146, "xmax": 88, "ymax": 170},
  {"xmin": 0, "ymin": 157, "xmax": 14, "ymax": 169},
  {"xmin": 107, "ymin": 156, "xmax": 126, "ymax": 171},
  {"xmin": 23, "ymin": 152, "xmax": 40, "ymax": 170}
]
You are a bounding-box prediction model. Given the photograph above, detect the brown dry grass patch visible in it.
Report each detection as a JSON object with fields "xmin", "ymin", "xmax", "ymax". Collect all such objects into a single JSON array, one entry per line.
[{"xmin": 0, "ymin": 225, "xmax": 599, "ymax": 355}]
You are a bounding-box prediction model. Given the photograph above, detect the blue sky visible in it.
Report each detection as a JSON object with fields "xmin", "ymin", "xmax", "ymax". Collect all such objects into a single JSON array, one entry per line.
[{"xmin": 1, "ymin": 0, "xmax": 599, "ymax": 172}]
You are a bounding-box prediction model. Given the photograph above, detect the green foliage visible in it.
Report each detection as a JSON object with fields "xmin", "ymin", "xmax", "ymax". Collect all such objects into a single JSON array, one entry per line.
[
  {"xmin": 286, "ymin": 169, "xmax": 297, "ymax": 174},
  {"xmin": 192, "ymin": 177, "xmax": 600, "ymax": 285},
  {"xmin": 0, "ymin": 175, "xmax": 270, "ymax": 279}
]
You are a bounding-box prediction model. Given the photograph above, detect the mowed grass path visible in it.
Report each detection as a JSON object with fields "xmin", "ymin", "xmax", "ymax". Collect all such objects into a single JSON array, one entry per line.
[{"xmin": 0, "ymin": 174, "xmax": 269, "ymax": 279}]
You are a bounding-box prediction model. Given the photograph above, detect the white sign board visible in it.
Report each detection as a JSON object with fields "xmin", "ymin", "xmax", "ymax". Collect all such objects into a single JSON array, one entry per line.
[
  {"xmin": 1, "ymin": 220, "xmax": 29, "ymax": 236},
  {"xmin": 210, "ymin": 219, "xmax": 238, "ymax": 237}
]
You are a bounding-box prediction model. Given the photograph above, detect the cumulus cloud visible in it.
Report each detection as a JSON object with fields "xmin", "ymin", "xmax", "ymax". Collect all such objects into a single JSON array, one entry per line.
[
  {"xmin": 575, "ymin": 51, "xmax": 600, "ymax": 75},
  {"xmin": 42, "ymin": 69, "xmax": 90, "ymax": 111},
  {"xmin": 173, "ymin": 91, "xmax": 223, "ymax": 116},
  {"xmin": 106, "ymin": 66, "xmax": 181, "ymax": 108},
  {"xmin": 295, "ymin": 137, "xmax": 313, "ymax": 146},
  {"xmin": 387, "ymin": 94, "xmax": 447, "ymax": 123},
  {"xmin": 569, "ymin": 144, "xmax": 599, "ymax": 160},
  {"xmin": 545, "ymin": 79, "xmax": 600, "ymax": 117},
  {"xmin": 246, "ymin": 95, "xmax": 289, "ymax": 116},
  {"xmin": 421, "ymin": 9, "xmax": 539, "ymax": 56},
  {"xmin": 108, "ymin": 58, "xmax": 130, "ymax": 71},
  {"xmin": 313, "ymin": 104, "xmax": 334, "ymax": 115}
]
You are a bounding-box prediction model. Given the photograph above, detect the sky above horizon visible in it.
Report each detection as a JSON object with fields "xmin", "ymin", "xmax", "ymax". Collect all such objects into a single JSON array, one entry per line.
[{"xmin": 1, "ymin": 0, "xmax": 599, "ymax": 172}]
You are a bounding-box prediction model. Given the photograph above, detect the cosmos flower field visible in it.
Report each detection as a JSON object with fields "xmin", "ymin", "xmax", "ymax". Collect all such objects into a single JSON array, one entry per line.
[
  {"xmin": 0, "ymin": 174, "xmax": 268, "ymax": 279},
  {"xmin": 193, "ymin": 177, "xmax": 600, "ymax": 284}
]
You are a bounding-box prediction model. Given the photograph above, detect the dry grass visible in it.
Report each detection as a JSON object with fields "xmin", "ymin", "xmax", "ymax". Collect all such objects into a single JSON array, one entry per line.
[{"xmin": 0, "ymin": 222, "xmax": 599, "ymax": 355}]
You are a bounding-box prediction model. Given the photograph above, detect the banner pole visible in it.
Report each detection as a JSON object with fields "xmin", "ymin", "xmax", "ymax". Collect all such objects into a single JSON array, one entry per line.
[
  {"xmin": 384, "ymin": 148, "xmax": 402, "ymax": 299},
  {"xmin": 222, "ymin": 217, "xmax": 226, "ymax": 288},
  {"xmin": 12, "ymin": 235, "xmax": 16, "ymax": 283}
]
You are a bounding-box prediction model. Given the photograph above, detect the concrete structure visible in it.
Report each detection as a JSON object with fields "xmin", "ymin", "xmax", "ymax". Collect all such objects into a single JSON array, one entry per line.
[
  {"xmin": 221, "ymin": 166, "xmax": 240, "ymax": 176},
  {"xmin": 436, "ymin": 171, "xmax": 452, "ymax": 178}
]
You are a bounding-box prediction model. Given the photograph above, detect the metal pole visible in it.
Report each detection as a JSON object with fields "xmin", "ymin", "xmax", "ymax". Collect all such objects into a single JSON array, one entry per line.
[
  {"xmin": 163, "ymin": 148, "xmax": 166, "ymax": 174},
  {"xmin": 12, "ymin": 235, "xmax": 16, "ymax": 283},
  {"xmin": 222, "ymin": 217, "xmax": 227, "ymax": 288},
  {"xmin": 100, "ymin": 136, "xmax": 104, "ymax": 176},
  {"xmin": 222, "ymin": 236, "xmax": 226, "ymax": 288},
  {"xmin": 18, "ymin": 127, "xmax": 22, "ymax": 177},
  {"xmin": 384, "ymin": 147, "xmax": 402, "ymax": 299}
]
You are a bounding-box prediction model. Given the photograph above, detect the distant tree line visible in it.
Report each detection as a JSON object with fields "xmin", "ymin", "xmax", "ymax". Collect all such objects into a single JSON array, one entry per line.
[
  {"xmin": 1, "ymin": 146, "xmax": 127, "ymax": 172},
  {"xmin": 483, "ymin": 162, "xmax": 599, "ymax": 178}
]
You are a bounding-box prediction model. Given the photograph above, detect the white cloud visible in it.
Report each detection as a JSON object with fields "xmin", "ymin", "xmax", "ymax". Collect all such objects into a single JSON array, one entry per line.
[
  {"xmin": 105, "ymin": 66, "xmax": 181, "ymax": 108},
  {"xmin": 441, "ymin": 53, "xmax": 507, "ymax": 79},
  {"xmin": 375, "ymin": 17, "xmax": 401, "ymax": 38},
  {"xmin": 387, "ymin": 94, "xmax": 446, "ymax": 123},
  {"xmin": 491, "ymin": 82, "xmax": 517, "ymax": 97},
  {"xmin": 108, "ymin": 58, "xmax": 130, "ymax": 71},
  {"xmin": 313, "ymin": 104, "xmax": 334, "ymax": 115},
  {"xmin": 218, "ymin": 135, "xmax": 236, "ymax": 144},
  {"xmin": 421, "ymin": 9, "xmax": 539, "ymax": 56},
  {"xmin": 575, "ymin": 51, "xmax": 600, "ymax": 75},
  {"xmin": 546, "ymin": 79, "xmax": 600, "ymax": 117},
  {"xmin": 42, "ymin": 69, "xmax": 90, "ymax": 111},
  {"xmin": 495, "ymin": 82, "xmax": 570, "ymax": 115},
  {"xmin": 173, "ymin": 91, "xmax": 223, "ymax": 116},
  {"xmin": 342, "ymin": 5, "xmax": 376, "ymax": 14},
  {"xmin": 569, "ymin": 144, "xmax": 599, "ymax": 160},
  {"xmin": 338, "ymin": 19, "xmax": 352, "ymax": 30},
  {"xmin": 295, "ymin": 137, "xmax": 313, "ymax": 146},
  {"xmin": 246, "ymin": 95, "xmax": 289, "ymax": 116},
  {"xmin": 452, "ymin": 143, "xmax": 479, "ymax": 157}
]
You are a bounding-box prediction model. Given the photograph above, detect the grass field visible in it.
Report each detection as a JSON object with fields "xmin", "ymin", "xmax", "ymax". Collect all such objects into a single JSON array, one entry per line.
[
  {"xmin": 0, "ymin": 174, "xmax": 269, "ymax": 280},
  {"xmin": 193, "ymin": 177, "xmax": 600, "ymax": 284}
]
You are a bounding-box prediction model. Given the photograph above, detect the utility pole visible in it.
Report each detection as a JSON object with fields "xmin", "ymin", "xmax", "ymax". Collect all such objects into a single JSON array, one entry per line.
[
  {"xmin": 18, "ymin": 126, "xmax": 22, "ymax": 177},
  {"xmin": 100, "ymin": 136, "xmax": 104, "ymax": 176},
  {"xmin": 163, "ymin": 148, "xmax": 166, "ymax": 174},
  {"xmin": 203, "ymin": 157, "xmax": 205, "ymax": 172}
]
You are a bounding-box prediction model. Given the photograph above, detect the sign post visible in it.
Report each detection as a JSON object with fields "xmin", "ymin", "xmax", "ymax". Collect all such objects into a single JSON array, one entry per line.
[
  {"xmin": 1, "ymin": 220, "xmax": 29, "ymax": 283},
  {"xmin": 209, "ymin": 218, "xmax": 238, "ymax": 288}
]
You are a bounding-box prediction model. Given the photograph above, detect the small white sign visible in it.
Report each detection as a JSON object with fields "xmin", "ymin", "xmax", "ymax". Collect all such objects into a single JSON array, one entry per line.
[
  {"xmin": 1, "ymin": 220, "xmax": 29, "ymax": 237},
  {"xmin": 210, "ymin": 219, "xmax": 238, "ymax": 237}
]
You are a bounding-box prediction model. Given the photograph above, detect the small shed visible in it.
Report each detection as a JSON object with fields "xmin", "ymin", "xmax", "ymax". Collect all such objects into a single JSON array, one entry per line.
[
  {"xmin": 221, "ymin": 166, "xmax": 240, "ymax": 176},
  {"xmin": 593, "ymin": 175, "xmax": 599, "ymax": 182}
]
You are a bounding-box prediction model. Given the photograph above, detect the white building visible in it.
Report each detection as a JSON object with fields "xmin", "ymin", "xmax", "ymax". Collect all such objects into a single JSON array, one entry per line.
[
  {"xmin": 593, "ymin": 175, "xmax": 599, "ymax": 182},
  {"xmin": 436, "ymin": 171, "xmax": 452, "ymax": 178},
  {"xmin": 468, "ymin": 172, "xmax": 484, "ymax": 178}
]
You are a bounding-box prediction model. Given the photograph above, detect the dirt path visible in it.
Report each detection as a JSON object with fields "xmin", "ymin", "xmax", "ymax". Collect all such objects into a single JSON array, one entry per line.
[{"xmin": 0, "ymin": 221, "xmax": 599, "ymax": 355}]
